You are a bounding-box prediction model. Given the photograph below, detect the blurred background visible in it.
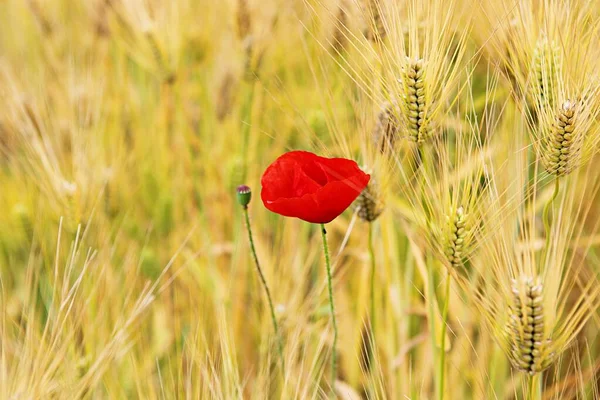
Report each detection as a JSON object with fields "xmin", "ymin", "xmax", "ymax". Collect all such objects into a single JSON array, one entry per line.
[{"xmin": 1, "ymin": 0, "xmax": 600, "ymax": 398}]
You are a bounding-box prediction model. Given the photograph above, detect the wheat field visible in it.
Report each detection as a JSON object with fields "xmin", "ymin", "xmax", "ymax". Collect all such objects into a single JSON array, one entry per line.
[{"xmin": 2, "ymin": 0, "xmax": 600, "ymax": 399}]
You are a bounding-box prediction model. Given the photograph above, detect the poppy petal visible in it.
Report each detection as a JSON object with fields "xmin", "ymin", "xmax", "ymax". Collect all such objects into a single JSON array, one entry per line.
[{"xmin": 261, "ymin": 151, "xmax": 370, "ymax": 223}]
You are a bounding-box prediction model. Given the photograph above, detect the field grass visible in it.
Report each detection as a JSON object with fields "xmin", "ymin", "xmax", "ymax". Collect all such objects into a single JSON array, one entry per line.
[{"xmin": 2, "ymin": 0, "xmax": 600, "ymax": 398}]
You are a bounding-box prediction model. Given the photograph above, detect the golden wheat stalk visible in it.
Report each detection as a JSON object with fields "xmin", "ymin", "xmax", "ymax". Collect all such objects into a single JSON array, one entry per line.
[
  {"xmin": 476, "ymin": 0, "xmax": 600, "ymax": 177},
  {"xmin": 396, "ymin": 70, "xmax": 502, "ymax": 272},
  {"xmin": 312, "ymin": 0, "xmax": 468, "ymax": 147},
  {"xmin": 461, "ymin": 148, "xmax": 600, "ymax": 379}
]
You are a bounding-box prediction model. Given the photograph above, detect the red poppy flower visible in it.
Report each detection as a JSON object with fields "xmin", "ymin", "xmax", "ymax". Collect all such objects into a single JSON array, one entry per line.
[{"xmin": 261, "ymin": 151, "xmax": 370, "ymax": 223}]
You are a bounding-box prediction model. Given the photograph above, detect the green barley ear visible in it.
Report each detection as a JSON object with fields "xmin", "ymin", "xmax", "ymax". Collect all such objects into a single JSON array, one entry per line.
[
  {"xmin": 372, "ymin": 102, "xmax": 400, "ymax": 154},
  {"xmin": 402, "ymin": 58, "xmax": 430, "ymax": 144},
  {"xmin": 444, "ymin": 206, "xmax": 469, "ymax": 269},
  {"xmin": 532, "ymin": 36, "xmax": 561, "ymax": 109},
  {"xmin": 541, "ymin": 100, "xmax": 581, "ymax": 177},
  {"xmin": 354, "ymin": 182, "xmax": 384, "ymax": 222},
  {"xmin": 506, "ymin": 276, "xmax": 554, "ymax": 376}
]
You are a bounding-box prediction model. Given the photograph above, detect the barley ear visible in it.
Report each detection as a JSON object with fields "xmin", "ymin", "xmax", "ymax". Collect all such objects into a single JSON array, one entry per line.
[
  {"xmin": 365, "ymin": 0, "xmax": 385, "ymax": 44},
  {"xmin": 372, "ymin": 102, "xmax": 400, "ymax": 154},
  {"xmin": 235, "ymin": 0, "xmax": 251, "ymax": 41},
  {"xmin": 506, "ymin": 276, "xmax": 555, "ymax": 376},
  {"xmin": 444, "ymin": 206, "xmax": 469, "ymax": 269},
  {"xmin": 532, "ymin": 36, "xmax": 561, "ymax": 109},
  {"xmin": 541, "ymin": 100, "xmax": 580, "ymax": 177},
  {"xmin": 403, "ymin": 58, "xmax": 430, "ymax": 144},
  {"xmin": 355, "ymin": 182, "xmax": 384, "ymax": 222}
]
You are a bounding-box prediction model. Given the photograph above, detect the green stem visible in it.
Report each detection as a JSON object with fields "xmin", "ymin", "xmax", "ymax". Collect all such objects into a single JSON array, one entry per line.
[
  {"xmin": 321, "ymin": 223, "xmax": 338, "ymax": 389},
  {"xmin": 542, "ymin": 178, "xmax": 560, "ymax": 266},
  {"xmin": 243, "ymin": 207, "xmax": 285, "ymax": 375},
  {"xmin": 438, "ymin": 274, "xmax": 451, "ymax": 400},
  {"xmin": 426, "ymin": 254, "xmax": 439, "ymax": 399},
  {"xmin": 527, "ymin": 374, "xmax": 542, "ymax": 400},
  {"xmin": 417, "ymin": 145, "xmax": 425, "ymax": 172},
  {"xmin": 368, "ymin": 221, "xmax": 376, "ymax": 342},
  {"xmin": 240, "ymin": 81, "xmax": 256, "ymax": 183}
]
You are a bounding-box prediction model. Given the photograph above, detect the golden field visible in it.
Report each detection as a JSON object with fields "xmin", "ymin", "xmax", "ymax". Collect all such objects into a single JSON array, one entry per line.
[{"xmin": 2, "ymin": 0, "xmax": 600, "ymax": 398}]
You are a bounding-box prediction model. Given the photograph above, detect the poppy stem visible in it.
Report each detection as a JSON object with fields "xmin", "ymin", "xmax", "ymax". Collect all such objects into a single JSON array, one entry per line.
[
  {"xmin": 242, "ymin": 206, "xmax": 285, "ymax": 375},
  {"xmin": 320, "ymin": 223, "xmax": 338, "ymax": 390},
  {"xmin": 240, "ymin": 80, "xmax": 256, "ymax": 183}
]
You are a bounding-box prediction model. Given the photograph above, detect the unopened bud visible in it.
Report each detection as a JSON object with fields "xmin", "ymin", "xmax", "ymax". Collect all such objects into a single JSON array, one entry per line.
[{"xmin": 236, "ymin": 185, "xmax": 252, "ymax": 207}]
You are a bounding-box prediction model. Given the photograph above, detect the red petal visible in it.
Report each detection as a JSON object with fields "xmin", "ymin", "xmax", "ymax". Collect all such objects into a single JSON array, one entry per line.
[
  {"xmin": 261, "ymin": 152, "xmax": 322, "ymax": 200},
  {"xmin": 261, "ymin": 151, "xmax": 371, "ymax": 223}
]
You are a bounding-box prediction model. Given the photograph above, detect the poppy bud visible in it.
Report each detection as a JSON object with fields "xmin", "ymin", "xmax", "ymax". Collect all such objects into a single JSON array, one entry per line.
[{"xmin": 236, "ymin": 185, "xmax": 252, "ymax": 207}]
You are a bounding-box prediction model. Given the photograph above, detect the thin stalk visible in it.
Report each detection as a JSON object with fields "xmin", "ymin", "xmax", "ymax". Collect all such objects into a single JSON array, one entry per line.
[
  {"xmin": 426, "ymin": 254, "xmax": 439, "ymax": 399},
  {"xmin": 243, "ymin": 206, "xmax": 285, "ymax": 375},
  {"xmin": 321, "ymin": 223, "xmax": 338, "ymax": 388},
  {"xmin": 417, "ymin": 145, "xmax": 425, "ymax": 173},
  {"xmin": 240, "ymin": 81, "xmax": 256, "ymax": 183},
  {"xmin": 438, "ymin": 274, "xmax": 451, "ymax": 400},
  {"xmin": 528, "ymin": 374, "xmax": 542, "ymax": 400},
  {"xmin": 368, "ymin": 221, "xmax": 376, "ymax": 341},
  {"xmin": 542, "ymin": 178, "xmax": 560, "ymax": 265},
  {"xmin": 420, "ymin": 145, "xmax": 439, "ymax": 398}
]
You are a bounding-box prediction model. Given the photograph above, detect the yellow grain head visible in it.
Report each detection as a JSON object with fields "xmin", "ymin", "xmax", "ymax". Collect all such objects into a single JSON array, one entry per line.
[
  {"xmin": 531, "ymin": 35, "xmax": 561, "ymax": 110},
  {"xmin": 505, "ymin": 276, "xmax": 554, "ymax": 375},
  {"xmin": 372, "ymin": 101, "xmax": 400, "ymax": 154},
  {"xmin": 540, "ymin": 99, "xmax": 583, "ymax": 177},
  {"xmin": 354, "ymin": 180, "xmax": 385, "ymax": 222},
  {"xmin": 401, "ymin": 57, "xmax": 431, "ymax": 144}
]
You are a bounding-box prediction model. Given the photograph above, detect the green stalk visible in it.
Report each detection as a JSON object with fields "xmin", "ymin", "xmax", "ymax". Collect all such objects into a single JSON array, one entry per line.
[
  {"xmin": 240, "ymin": 81, "xmax": 256, "ymax": 183},
  {"xmin": 368, "ymin": 221, "xmax": 376, "ymax": 342},
  {"xmin": 242, "ymin": 206, "xmax": 285, "ymax": 375},
  {"xmin": 527, "ymin": 374, "xmax": 542, "ymax": 400},
  {"xmin": 426, "ymin": 254, "xmax": 439, "ymax": 399},
  {"xmin": 419, "ymin": 145, "xmax": 440, "ymax": 398},
  {"xmin": 542, "ymin": 178, "xmax": 560, "ymax": 266},
  {"xmin": 321, "ymin": 224, "xmax": 338, "ymax": 388},
  {"xmin": 438, "ymin": 275, "xmax": 451, "ymax": 400}
]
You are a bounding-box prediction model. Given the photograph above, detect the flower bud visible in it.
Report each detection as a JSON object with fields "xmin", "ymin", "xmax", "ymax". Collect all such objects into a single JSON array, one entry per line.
[{"xmin": 236, "ymin": 185, "xmax": 252, "ymax": 207}]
